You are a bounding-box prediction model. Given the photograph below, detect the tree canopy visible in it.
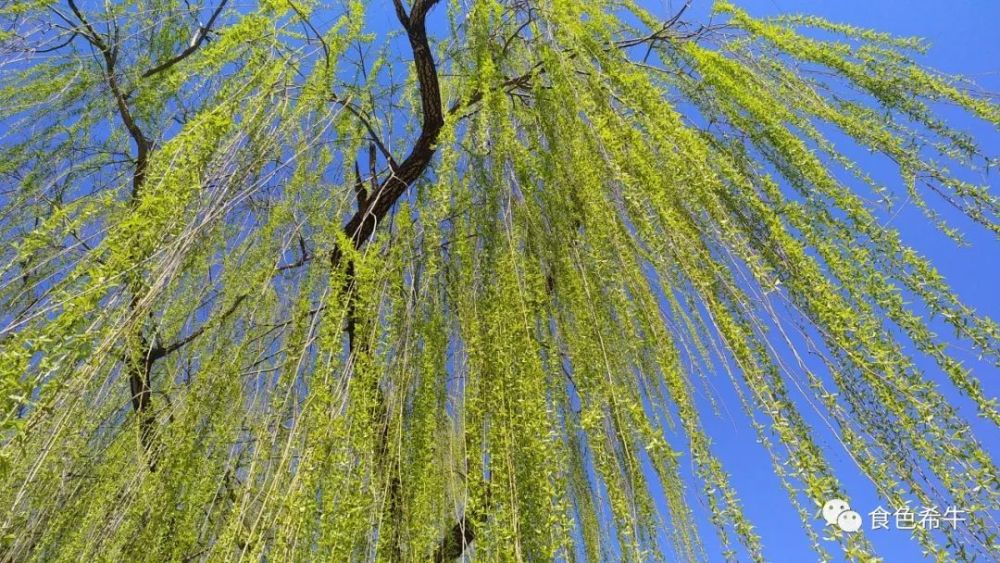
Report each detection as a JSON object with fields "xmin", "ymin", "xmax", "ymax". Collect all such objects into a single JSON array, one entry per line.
[{"xmin": 1, "ymin": 0, "xmax": 998, "ymax": 560}]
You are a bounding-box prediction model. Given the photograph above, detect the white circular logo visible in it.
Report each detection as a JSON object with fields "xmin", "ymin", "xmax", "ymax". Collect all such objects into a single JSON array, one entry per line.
[
  {"xmin": 822, "ymin": 498, "xmax": 850, "ymax": 526},
  {"xmin": 836, "ymin": 510, "xmax": 863, "ymax": 533}
]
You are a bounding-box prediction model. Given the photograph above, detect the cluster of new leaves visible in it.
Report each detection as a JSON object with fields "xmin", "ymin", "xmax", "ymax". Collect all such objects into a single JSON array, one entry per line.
[{"xmin": 1, "ymin": 0, "xmax": 998, "ymax": 560}]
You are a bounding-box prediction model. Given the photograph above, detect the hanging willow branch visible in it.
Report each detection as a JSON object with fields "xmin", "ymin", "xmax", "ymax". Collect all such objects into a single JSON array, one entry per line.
[{"xmin": 1, "ymin": 0, "xmax": 999, "ymax": 561}]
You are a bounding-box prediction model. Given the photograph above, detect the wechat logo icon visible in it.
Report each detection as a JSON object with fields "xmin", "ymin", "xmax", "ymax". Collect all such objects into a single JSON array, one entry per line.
[{"xmin": 822, "ymin": 498, "xmax": 862, "ymax": 533}]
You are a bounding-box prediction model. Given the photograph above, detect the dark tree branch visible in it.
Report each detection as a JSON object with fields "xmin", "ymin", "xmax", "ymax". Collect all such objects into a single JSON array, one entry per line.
[
  {"xmin": 332, "ymin": 2, "xmax": 478, "ymax": 560},
  {"xmin": 150, "ymin": 293, "xmax": 248, "ymax": 360},
  {"xmin": 32, "ymin": 31, "xmax": 79, "ymax": 53},
  {"xmin": 288, "ymin": 0, "xmax": 330, "ymax": 69},
  {"xmin": 353, "ymin": 160, "xmax": 368, "ymax": 208},
  {"xmin": 66, "ymin": 0, "xmax": 151, "ymax": 198},
  {"xmin": 67, "ymin": 0, "xmax": 251, "ymax": 468},
  {"xmin": 67, "ymin": 0, "xmax": 161, "ymax": 469},
  {"xmin": 122, "ymin": 293, "xmax": 246, "ymax": 471},
  {"xmin": 125, "ymin": 332, "xmax": 158, "ymax": 470},
  {"xmin": 140, "ymin": 0, "xmax": 229, "ymax": 78},
  {"xmin": 332, "ymin": 94, "xmax": 399, "ymax": 170},
  {"xmin": 433, "ymin": 516, "xmax": 476, "ymax": 563},
  {"xmin": 368, "ymin": 142, "xmax": 379, "ymax": 197},
  {"xmin": 65, "ymin": 0, "xmax": 104, "ymax": 50},
  {"xmin": 333, "ymin": 0, "xmax": 444, "ymax": 264}
]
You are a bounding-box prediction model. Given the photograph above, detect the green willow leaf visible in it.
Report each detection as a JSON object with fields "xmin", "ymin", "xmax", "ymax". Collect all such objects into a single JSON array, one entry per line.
[{"xmin": 1, "ymin": 0, "xmax": 998, "ymax": 561}]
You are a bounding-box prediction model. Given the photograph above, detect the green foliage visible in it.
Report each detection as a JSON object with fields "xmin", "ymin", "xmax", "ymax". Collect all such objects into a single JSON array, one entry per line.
[{"xmin": 1, "ymin": 0, "xmax": 998, "ymax": 561}]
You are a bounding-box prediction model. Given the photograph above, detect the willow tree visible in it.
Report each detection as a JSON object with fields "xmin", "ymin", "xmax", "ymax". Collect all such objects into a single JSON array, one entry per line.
[{"xmin": 1, "ymin": 0, "xmax": 998, "ymax": 560}]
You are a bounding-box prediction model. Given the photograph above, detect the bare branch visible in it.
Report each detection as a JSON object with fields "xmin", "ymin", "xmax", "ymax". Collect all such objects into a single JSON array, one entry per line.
[
  {"xmin": 433, "ymin": 516, "xmax": 476, "ymax": 563},
  {"xmin": 66, "ymin": 0, "xmax": 151, "ymax": 199},
  {"xmin": 152, "ymin": 293, "xmax": 248, "ymax": 360},
  {"xmin": 335, "ymin": 0, "xmax": 444, "ymax": 260},
  {"xmin": 140, "ymin": 0, "xmax": 229, "ymax": 78}
]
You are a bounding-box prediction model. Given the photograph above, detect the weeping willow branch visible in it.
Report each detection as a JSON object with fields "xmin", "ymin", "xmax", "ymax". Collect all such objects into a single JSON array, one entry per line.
[{"xmin": 1, "ymin": 0, "xmax": 999, "ymax": 561}]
